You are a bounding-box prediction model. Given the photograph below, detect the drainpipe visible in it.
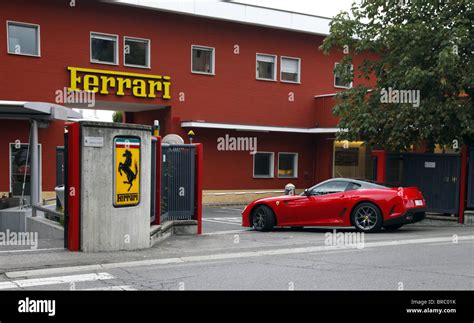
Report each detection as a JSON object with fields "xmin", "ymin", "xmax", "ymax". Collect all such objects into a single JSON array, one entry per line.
[{"xmin": 30, "ymin": 119, "xmax": 39, "ymax": 209}]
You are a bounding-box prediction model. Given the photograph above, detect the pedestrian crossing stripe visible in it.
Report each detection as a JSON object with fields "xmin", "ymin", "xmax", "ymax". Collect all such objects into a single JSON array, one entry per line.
[{"xmin": 0, "ymin": 272, "xmax": 115, "ymax": 290}]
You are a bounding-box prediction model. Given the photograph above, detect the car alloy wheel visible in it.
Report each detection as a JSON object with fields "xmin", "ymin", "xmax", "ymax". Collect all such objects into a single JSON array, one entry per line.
[
  {"xmin": 354, "ymin": 205, "xmax": 378, "ymax": 231},
  {"xmin": 251, "ymin": 205, "xmax": 276, "ymax": 232},
  {"xmin": 253, "ymin": 208, "xmax": 266, "ymax": 230}
]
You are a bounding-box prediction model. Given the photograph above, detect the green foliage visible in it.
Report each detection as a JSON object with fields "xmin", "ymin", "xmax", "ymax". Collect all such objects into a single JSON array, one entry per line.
[
  {"xmin": 112, "ymin": 111, "xmax": 123, "ymax": 123},
  {"xmin": 320, "ymin": 0, "xmax": 473, "ymax": 151}
]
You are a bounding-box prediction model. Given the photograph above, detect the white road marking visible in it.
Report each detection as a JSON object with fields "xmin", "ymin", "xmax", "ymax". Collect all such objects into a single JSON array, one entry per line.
[
  {"xmin": 0, "ymin": 248, "xmax": 64, "ymax": 254},
  {"xmin": 203, "ymin": 217, "xmax": 242, "ymax": 226},
  {"xmin": 6, "ymin": 235, "xmax": 474, "ymax": 279},
  {"xmin": 5, "ymin": 264, "xmax": 104, "ymax": 279},
  {"xmin": 81, "ymin": 285, "xmax": 137, "ymax": 291},
  {"xmin": 202, "ymin": 229, "xmax": 251, "ymax": 236},
  {"xmin": 0, "ymin": 272, "xmax": 114, "ymax": 290},
  {"xmin": 220, "ymin": 207, "xmax": 244, "ymax": 211}
]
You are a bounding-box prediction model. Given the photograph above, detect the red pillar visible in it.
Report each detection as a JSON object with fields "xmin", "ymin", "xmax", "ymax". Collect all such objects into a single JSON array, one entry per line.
[
  {"xmin": 66, "ymin": 122, "xmax": 80, "ymax": 251},
  {"xmin": 458, "ymin": 145, "xmax": 468, "ymax": 224},
  {"xmin": 195, "ymin": 143, "xmax": 203, "ymax": 234},
  {"xmin": 372, "ymin": 150, "xmax": 386, "ymax": 183}
]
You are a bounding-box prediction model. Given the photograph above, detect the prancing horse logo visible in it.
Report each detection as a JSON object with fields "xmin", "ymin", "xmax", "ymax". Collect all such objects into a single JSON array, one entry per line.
[{"xmin": 118, "ymin": 149, "xmax": 138, "ymax": 192}]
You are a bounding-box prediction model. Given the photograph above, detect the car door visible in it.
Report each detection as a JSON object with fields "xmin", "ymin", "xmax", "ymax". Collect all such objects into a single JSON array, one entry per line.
[{"xmin": 299, "ymin": 181, "xmax": 350, "ymax": 225}]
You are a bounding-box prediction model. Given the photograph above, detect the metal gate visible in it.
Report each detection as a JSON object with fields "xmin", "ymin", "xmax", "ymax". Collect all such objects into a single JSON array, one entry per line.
[
  {"xmin": 386, "ymin": 153, "xmax": 461, "ymax": 214},
  {"xmin": 468, "ymin": 147, "xmax": 474, "ymax": 208},
  {"xmin": 161, "ymin": 144, "xmax": 196, "ymax": 222}
]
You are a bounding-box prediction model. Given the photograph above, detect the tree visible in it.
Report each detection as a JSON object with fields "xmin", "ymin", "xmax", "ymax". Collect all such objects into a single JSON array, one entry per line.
[
  {"xmin": 112, "ymin": 111, "xmax": 123, "ymax": 123},
  {"xmin": 320, "ymin": 0, "xmax": 473, "ymax": 151}
]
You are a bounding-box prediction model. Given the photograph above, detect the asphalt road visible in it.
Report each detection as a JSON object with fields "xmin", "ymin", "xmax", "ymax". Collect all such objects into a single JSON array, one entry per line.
[
  {"xmin": 0, "ymin": 206, "xmax": 473, "ymax": 290},
  {"xmin": 201, "ymin": 206, "xmax": 247, "ymax": 234}
]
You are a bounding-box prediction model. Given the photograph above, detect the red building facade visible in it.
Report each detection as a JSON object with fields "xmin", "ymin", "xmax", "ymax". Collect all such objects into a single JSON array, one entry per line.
[{"xmin": 0, "ymin": 0, "xmax": 376, "ymax": 195}]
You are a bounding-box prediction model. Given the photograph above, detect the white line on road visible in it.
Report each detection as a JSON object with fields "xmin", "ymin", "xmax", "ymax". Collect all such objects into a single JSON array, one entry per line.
[
  {"xmin": 0, "ymin": 272, "xmax": 114, "ymax": 290},
  {"xmin": 202, "ymin": 229, "xmax": 252, "ymax": 236},
  {"xmin": 81, "ymin": 285, "xmax": 137, "ymax": 291},
  {"xmin": 0, "ymin": 247, "xmax": 64, "ymax": 254},
  {"xmin": 6, "ymin": 235, "xmax": 474, "ymax": 279},
  {"xmin": 202, "ymin": 218, "xmax": 242, "ymax": 226},
  {"xmin": 220, "ymin": 207, "xmax": 244, "ymax": 211}
]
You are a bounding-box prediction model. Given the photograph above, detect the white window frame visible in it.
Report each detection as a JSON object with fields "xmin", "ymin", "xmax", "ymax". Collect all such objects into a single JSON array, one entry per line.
[
  {"xmin": 253, "ymin": 152, "xmax": 275, "ymax": 178},
  {"xmin": 90, "ymin": 31, "xmax": 119, "ymax": 66},
  {"xmin": 280, "ymin": 56, "xmax": 301, "ymax": 84},
  {"xmin": 277, "ymin": 152, "xmax": 298, "ymax": 178},
  {"xmin": 191, "ymin": 45, "xmax": 215, "ymax": 75},
  {"xmin": 256, "ymin": 53, "xmax": 277, "ymax": 81},
  {"xmin": 333, "ymin": 62, "xmax": 353, "ymax": 89},
  {"xmin": 6, "ymin": 20, "xmax": 41, "ymax": 57},
  {"xmin": 123, "ymin": 36, "xmax": 151, "ymax": 69},
  {"xmin": 9, "ymin": 143, "xmax": 42, "ymax": 196}
]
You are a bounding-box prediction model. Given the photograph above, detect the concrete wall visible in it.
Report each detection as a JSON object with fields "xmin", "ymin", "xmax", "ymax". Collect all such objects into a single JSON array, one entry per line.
[
  {"xmin": 0, "ymin": 207, "xmax": 31, "ymax": 232},
  {"xmin": 26, "ymin": 216, "xmax": 64, "ymax": 240},
  {"xmin": 80, "ymin": 122, "xmax": 152, "ymax": 252}
]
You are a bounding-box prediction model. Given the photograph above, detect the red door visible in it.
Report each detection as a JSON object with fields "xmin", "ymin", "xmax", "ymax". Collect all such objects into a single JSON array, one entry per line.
[{"xmin": 297, "ymin": 180, "xmax": 350, "ymax": 225}]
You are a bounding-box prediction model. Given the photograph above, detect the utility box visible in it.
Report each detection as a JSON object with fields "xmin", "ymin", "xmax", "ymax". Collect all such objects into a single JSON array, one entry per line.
[{"xmin": 66, "ymin": 121, "xmax": 152, "ymax": 252}]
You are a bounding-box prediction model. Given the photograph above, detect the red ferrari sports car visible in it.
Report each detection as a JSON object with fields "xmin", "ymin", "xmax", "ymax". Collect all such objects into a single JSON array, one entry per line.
[{"xmin": 242, "ymin": 178, "xmax": 426, "ymax": 233}]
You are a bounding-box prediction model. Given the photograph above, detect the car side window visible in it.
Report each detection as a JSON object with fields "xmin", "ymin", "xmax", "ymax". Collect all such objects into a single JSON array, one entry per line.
[
  {"xmin": 311, "ymin": 181, "xmax": 349, "ymax": 196},
  {"xmin": 346, "ymin": 182, "xmax": 362, "ymax": 191}
]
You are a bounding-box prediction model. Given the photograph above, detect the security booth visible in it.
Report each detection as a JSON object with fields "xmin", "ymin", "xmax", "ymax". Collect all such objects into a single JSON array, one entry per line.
[
  {"xmin": 0, "ymin": 101, "xmax": 82, "ymax": 233},
  {"xmin": 65, "ymin": 121, "xmax": 202, "ymax": 252}
]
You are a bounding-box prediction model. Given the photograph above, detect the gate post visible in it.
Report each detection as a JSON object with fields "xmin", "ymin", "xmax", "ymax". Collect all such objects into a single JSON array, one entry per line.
[
  {"xmin": 459, "ymin": 145, "xmax": 468, "ymax": 224},
  {"xmin": 66, "ymin": 122, "xmax": 81, "ymax": 251},
  {"xmin": 371, "ymin": 150, "xmax": 386, "ymax": 183},
  {"xmin": 195, "ymin": 143, "xmax": 203, "ymax": 234}
]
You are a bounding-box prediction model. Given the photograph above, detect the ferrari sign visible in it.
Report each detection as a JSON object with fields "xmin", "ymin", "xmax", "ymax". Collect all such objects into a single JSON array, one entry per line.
[{"xmin": 114, "ymin": 137, "xmax": 140, "ymax": 207}]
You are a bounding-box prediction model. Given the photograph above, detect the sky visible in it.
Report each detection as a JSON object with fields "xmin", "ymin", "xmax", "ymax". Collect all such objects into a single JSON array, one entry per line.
[
  {"xmin": 233, "ymin": 0, "xmax": 356, "ymax": 18},
  {"xmin": 83, "ymin": 0, "xmax": 356, "ymax": 122}
]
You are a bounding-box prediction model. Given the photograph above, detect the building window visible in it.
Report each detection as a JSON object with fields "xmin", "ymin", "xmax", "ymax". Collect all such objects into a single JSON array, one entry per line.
[
  {"xmin": 9, "ymin": 143, "xmax": 42, "ymax": 196},
  {"xmin": 334, "ymin": 62, "xmax": 353, "ymax": 88},
  {"xmin": 256, "ymin": 54, "xmax": 277, "ymax": 81},
  {"xmin": 280, "ymin": 57, "xmax": 301, "ymax": 83},
  {"xmin": 253, "ymin": 152, "xmax": 274, "ymax": 178},
  {"xmin": 191, "ymin": 45, "xmax": 215, "ymax": 75},
  {"xmin": 124, "ymin": 37, "xmax": 150, "ymax": 68},
  {"xmin": 7, "ymin": 21, "xmax": 40, "ymax": 57},
  {"xmin": 90, "ymin": 32, "xmax": 118, "ymax": 65},
  {"xmin": 278, "ymin": 153, "xmax": 298, "ymax": 178},
  {"xmin": 333, "ymin": 141, "xmax": 374, "ymax": 180}
]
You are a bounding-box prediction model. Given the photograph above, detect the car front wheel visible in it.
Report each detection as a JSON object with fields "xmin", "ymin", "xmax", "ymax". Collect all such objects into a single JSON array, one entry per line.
[
  {"xmin": 352, "ymin": 202, "xmax": 383, "ymax": 233},
  {"xmin": 252, "ymin": 205, "xmax": 275, "ymax": 232}
]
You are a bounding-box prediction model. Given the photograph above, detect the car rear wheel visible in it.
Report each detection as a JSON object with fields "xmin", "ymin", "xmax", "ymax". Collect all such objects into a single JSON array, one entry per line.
[
  {"xmin": 252, "ymin": 205, "xmax": 275, "ymax": 232},
  {"xmin": 384, "ymin": 224, "xmax": 403, "ymax": 231},
  {"xmin": 352, "ymin": 202, "xmax": 383, "ymax": 233}
]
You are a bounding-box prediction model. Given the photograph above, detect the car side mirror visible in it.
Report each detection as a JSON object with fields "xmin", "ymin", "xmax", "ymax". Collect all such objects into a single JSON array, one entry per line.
[{"xmin": 304, "ymin": 189, "xmax": 311, "ymax": 196}]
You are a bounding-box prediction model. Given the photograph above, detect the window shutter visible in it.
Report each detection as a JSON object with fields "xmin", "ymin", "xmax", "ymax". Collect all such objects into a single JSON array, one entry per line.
[{"xmin": 282, "ymin": 58, "xmax": 298, "ymax": 74}]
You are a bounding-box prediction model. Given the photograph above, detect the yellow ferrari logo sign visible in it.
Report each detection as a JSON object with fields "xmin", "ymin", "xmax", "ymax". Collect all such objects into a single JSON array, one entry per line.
[{"xmin": 114, "ymin": 137, "xmax": 140, "ymax": 207}]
